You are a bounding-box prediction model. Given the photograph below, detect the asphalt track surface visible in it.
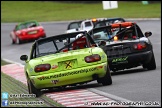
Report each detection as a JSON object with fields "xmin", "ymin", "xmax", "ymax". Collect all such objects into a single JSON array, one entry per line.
[{"xmin": 1, "ymin": 19, "xmax": 161, "ymax": 107}]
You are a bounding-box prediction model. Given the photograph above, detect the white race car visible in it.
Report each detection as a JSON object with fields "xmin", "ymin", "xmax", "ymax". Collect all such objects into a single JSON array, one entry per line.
[{"xmin": 66, "ymin": 18, "xmax": 107, "ymax": 33}]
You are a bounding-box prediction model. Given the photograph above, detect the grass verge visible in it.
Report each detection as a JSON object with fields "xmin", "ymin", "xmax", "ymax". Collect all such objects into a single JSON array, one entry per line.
[{"xmin": 1, "ymin": 1, "xmax": 161, "ymax": 22}]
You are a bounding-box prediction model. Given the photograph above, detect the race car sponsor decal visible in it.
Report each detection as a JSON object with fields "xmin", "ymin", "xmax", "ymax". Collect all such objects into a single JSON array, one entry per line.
[
  {"xmin": 51, "ymin": 80, "xmax": 59, "ymax": 84},
  {"xmin": 29, "ymin": 68, "xmax": 33, "ymax": 72},
  {"xmin": 112, "ymin": 56, "xmax": 128, "ymax": 63},
  {"xmin": 38, "ymin": 76, "xmax": 45, "ymax": 80},
  {"xmin": 97, "ymin": 66, "xmax": 103, "ymax": 69},
  {"xmin": 52, "ymin": 65, "xmax": 58, "ymax": 69},
  {"xmin": 37, "ymin": 67, "xmax": 99, "ymax": 81}
]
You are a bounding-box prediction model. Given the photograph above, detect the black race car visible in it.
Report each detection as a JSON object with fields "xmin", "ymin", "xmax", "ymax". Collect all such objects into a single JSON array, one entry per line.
[{"xmin": 88, "ymin": 22, "xmax": 156, "ymax": 72}]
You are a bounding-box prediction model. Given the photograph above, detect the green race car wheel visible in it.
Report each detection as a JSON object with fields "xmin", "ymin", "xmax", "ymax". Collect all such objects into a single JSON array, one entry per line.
[
  {"xmin": 97, "ymin": 66, "xmax": 112, "ymax": 85},
  {"xmin": 27, "ymin": 78, "xmax": 41, "ymax": 97}
]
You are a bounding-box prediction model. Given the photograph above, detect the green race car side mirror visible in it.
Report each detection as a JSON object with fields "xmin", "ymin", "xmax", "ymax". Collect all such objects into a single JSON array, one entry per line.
[{"xmin": 20, "ymin": 55, "xmax": 28, "ymax": 61}]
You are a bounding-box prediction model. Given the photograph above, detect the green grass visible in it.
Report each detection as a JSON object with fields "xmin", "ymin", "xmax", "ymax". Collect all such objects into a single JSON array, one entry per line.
[
  {"xmin": 1, "ymin": 60, "xmax": 64, "ymax": 107},
  {"xmin": 1, "ymin": 1, "xmax": 161, "ymax": 23},
  {"xmin": 1, "ymin": 59, "xmax": 10, "ymax": 65}
]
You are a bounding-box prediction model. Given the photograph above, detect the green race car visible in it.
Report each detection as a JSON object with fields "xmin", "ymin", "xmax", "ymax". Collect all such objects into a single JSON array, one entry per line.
[{"xmin": 20, "ymin": 31, "xmax": 112, "ymax": 97}]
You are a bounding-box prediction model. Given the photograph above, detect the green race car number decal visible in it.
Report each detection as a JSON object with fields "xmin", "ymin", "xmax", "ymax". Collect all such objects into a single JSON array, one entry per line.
[
  {"xmin": 112, "ymin": 56, "xmax": 128, "ymax": 63},
  {"xmin": 59, "ymin": 59, "xmax": 76, "ymax": 70},
  {"xmin": 38, "ymin": 67, "xmax": 100, "ymax": 81},
  {"xmin": 65, "ymin": 61, "xmax": 72, "ymax": 69}
]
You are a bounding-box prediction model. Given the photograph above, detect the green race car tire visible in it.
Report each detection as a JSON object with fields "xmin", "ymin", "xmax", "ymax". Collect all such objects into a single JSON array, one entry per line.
[
  {"xmin": 97, "ymin": 66, "xmax": 112, "ymax": 85},
  {"xmin": 27, "ymin": 77, "xmax": 42, "ymax": 97}
]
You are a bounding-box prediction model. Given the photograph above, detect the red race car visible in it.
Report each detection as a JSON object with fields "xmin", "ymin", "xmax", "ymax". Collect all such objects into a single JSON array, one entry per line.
[{"xmin": 10, "ymin": 20, "xmax": 46, "ymax": 44}]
